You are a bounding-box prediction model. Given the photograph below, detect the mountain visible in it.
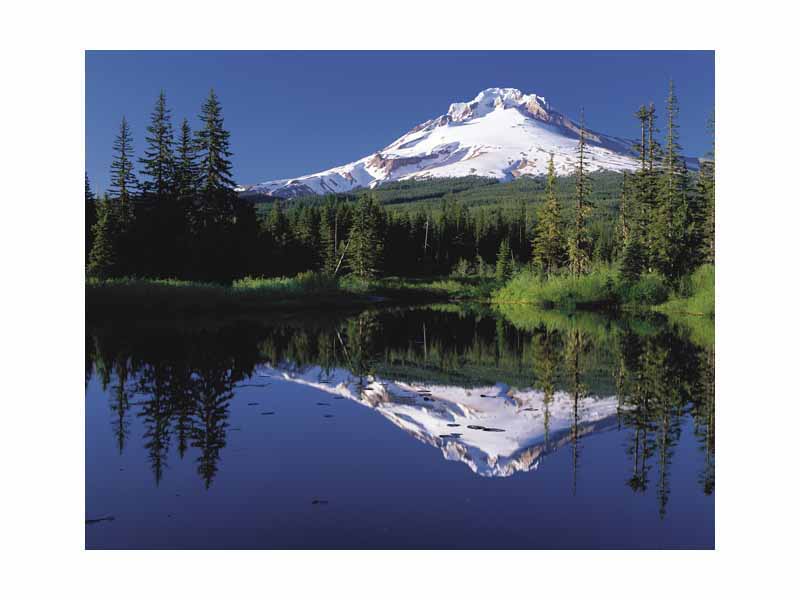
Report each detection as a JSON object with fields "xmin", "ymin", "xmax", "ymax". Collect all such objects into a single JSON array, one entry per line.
[
  {"xmin": 258, "ymin": 363, "xmax": 620, "ymax": 477},
  {"xmin": 239, "ymin": 87, "xmax": 647, "ymax": 199}
]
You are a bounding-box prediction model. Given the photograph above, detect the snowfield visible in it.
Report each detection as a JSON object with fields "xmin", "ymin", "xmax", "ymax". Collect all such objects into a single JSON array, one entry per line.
[
  {"xmin": 258, "ymin": 363, "xmax": 620, "ymax": 478},
  {"xmin": 241, "ymin": 87, "xmax": 649, "ymax": 198}
]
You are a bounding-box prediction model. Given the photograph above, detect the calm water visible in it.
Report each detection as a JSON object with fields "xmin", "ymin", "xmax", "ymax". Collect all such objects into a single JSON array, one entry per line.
[{"xmin": 86, "ymin": 305, "xmax": 714, "ymax": 549}]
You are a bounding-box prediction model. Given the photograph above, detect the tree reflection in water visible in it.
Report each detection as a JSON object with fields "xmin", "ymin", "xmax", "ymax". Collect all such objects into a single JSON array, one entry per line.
[{"xmin": 86, "ymin": 306, "xmax": 714, "ymax": 514}]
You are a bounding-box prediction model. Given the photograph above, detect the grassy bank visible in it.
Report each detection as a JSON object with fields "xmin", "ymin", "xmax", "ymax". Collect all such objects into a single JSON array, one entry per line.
[
  {"xmin": 86, "ymin": 273, "xmax": 496, "ymax": 315},
  {"xmin": 493, "ymin": 264, "xmax": 714, "ymax": 316},
  {"xmin": 654, "ymin": 264, "xmax": 715, "ymax": 317}
]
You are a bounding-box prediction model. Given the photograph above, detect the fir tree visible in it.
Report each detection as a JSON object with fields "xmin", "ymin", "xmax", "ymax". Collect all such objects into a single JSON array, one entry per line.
[
  {"xmin": 631, "ymin": 105, "xmax": 651, "ymax": 262},
  {"xmin": 87, "ymin": 195, "xmax": 120, "ymax": 278},
  {"xmin": 109, "ymin": 116, "xmax": 137, "ymax": 224},
  {"xmin": 621, "ymin": 233, "xmax": 646, "ymax": 282},
  {"xmin": 174, "ymin": 118, "xmax": 199, "ymax": 220},
  {"xmin": 495, "ymin": 238, "xmax": 513, "ymax": 283},
  {"xmin": 646, "ymin": 102, "xmax": 661, "ymax": 211},
  {"xmin": 194, "ymin": 88, "xmax": 236, "ymax": 228},
  {"xmin": 294, "ymin": 206, "xmax": 321, "ymax": 271},
  {"xmin": 347, "ymin": 194, "xmax": 383, "ymax": 280},
  {"xmin": 139, "ymin": 90, "xmax": 175, "ymax": 201},
  {"xmin": 531, "ymin": 153, "xmax": 565, "ymax": 276},
  {"xmin": 652, "ymin": 81, "xmax": 697, "ymax": 282},
  {"xmin": 319, "ymin": 199, "xmax": 339, "ymax": 275},
  {"xmin": 192, "ymin": 89, "xmax": 250, "ymax": 281},
  {"xmin": 264, "ymin": 200, "xmax": 292, "ymax": 274},
  {"xmin": 567, "ymin": 110, "xmax": 593, "ymax": 276}
]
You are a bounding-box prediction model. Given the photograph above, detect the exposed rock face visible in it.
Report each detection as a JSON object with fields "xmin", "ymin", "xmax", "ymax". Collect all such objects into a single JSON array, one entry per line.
[{"xmin": 240, "ymin": 87, "xmax": 697, "ymax": 198}]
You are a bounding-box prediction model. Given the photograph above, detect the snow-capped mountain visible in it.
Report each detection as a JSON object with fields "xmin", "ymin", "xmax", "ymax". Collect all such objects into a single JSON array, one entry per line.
[
  {"xmin": 258, "ymin": 363, "xmax": 620, "ymax": 477},
  {"xmin": 240, "ymin": 87, "xmax": 645, "ymax": 198}
]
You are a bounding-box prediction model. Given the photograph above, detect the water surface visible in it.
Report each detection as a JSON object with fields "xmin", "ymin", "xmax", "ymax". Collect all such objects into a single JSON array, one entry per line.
[{"xmin": 86, "ymin": 305, "xmax": 714, "ymax": 549}]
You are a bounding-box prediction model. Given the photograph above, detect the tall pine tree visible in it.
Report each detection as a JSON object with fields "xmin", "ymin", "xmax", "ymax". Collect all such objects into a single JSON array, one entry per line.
[
  {"xmin": 652, "ymin": 80, "xmax": 697, "ymax": 282},
  {"xmin": 192, "ymin": 89, "xmax": 252, "ymax": 280},
  {"xmin": 109, "ymin": 116, "xmax": 137, "ymax": 224},
  {"xmin": 88, "ymin": 195, "xmax": 120, "ymax": 278},
  {"xmin": 347, "ymin": 194, "xmax": 383, "ymax": 280},
  {"xmin": 139, "ymin": 90, "xmax": 175, "ymax": 202},
  {"xmin": 495, "ymin": 238, "xmax": 514, "ymax": 283},
  {"xmin": 531, "ymin": 153, "xmax": 565, "ymax": 276},
  {"xmin": 319, "ymin": 198, "xmax": 339, "ymax": 275},
  {"xmin": 139, "ymin": 91, "xmax": 178, "ymax": 276},
  {"xmin": 194, "ymin": 88, "xmax": 236, "ymax": 229},
  {"xmin": 567, "ymin": 110, "xmax": 593, "ymax": 276},
  {"xmin": 108, "ymin": 117, "xmax": 137, "ymax": 274},
  {"xmin": 174, "ymin": 118, "xmax": 199, "ymax": 222}
]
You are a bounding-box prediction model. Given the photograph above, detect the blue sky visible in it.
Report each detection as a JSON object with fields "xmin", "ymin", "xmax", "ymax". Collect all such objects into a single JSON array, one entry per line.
[{"xmin": 85, "ymin": 51, "xmax": 714, "ymax": 192}]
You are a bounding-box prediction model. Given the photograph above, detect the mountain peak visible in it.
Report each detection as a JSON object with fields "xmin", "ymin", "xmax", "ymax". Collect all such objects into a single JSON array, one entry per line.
[{"xmin": 447, "ymin": 87, "xmax": 550, "ymax": 122}]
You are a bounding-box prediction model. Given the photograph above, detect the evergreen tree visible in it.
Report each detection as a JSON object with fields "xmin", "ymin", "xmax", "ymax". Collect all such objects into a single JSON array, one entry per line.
[
  {"xmin": 85, "ymin": 172, "xmax": 96, "ymax": 262},
  {"xmin": 319, "ymin": 199, "xmax": 339, "ymax": 275},
  {"xmin": 347, "ymin": 194, "xmax": 384, "ymax": 280},
  {"xmin": 621, "ymin": 234, "xmax": 646, "ymax": 282},
  {"xmin": 107, "ymin": 118, "xmax": 137, "ymax": 274},
  {"xmin": 652, "ymin": 81, "xmax": 698, "ymax": 282},
  {"xmin": 192, "ymin": 89, "xmax": 249, "ymax": 280},
  {"xmin": 567, "ymin": 110, "xmax": 593, "ymax": 276},
  {"xmin": 495, "ymin": 238, "xmax": 513, "ymax": 283},
  {"xmin": 264, "ymin": 200, "xmax": 292, "ymax": 275},
  {"xmin": 139, "ymin": 90, "xmax": 175, "ymax": 201},
  {"xmin": 87, "ymin": 195, "xmax": 120, "ymax": 278},
  {"xmin": 631, "ymin": 105, "xmax": 655, "ymax": 265},
  {"xmin": 174, "ymin": 118, "xmax": 199, "ymax": 222},
  {"xmin": 138, "ymin": 91, "xmax": 179, "ymax": 277},
  {"xmin": 531, "ymin": 153, "xmax": 565, "ymax": 276},
  {"xmin": 645, "ymin": 101, "xmax": 661, "ymax": 244},
  {"xmin": 194, "ymin": 88, "xmax": 236, "ymax": 229},
  {"xmin": 294, "ymin": 206, "xmax": 321, "ymax": 271},
  {"xmin": 109, "ymin": 116, "xmax": 137, "ymax": 225}
]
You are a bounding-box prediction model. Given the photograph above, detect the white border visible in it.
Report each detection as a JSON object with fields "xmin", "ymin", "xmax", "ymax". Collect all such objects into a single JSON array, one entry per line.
[{"xmin": 3, "ymin": 1, "xmax": 797, "ymax": 598}]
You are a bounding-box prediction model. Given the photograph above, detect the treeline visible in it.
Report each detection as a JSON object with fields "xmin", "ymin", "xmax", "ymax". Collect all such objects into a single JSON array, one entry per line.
[
  {"xmin": 530, "ymin": 81, "xmax": 715, "ymax": 287},
  {"xmin": 86, "ymin": 81, "xmax": 713, "ymax": 284}
]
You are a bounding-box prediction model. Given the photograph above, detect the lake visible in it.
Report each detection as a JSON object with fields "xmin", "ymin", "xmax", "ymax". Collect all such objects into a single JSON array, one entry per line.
[{"xmin": 85, "ymin": 304, "xmax": 714, "ymax": 549}]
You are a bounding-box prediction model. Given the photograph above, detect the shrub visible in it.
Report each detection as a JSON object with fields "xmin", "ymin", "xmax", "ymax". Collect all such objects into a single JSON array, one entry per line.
[
  {"xmin": 451, "ymin": 258, "xmax": 473, "ymax": 277},
  {"xmin": 493, "ymin": 265, "xmax": 620, "ymax": 309},
  {"xmin": 620, "ymin": 272, "xmax": 669, "ymax": 305}
]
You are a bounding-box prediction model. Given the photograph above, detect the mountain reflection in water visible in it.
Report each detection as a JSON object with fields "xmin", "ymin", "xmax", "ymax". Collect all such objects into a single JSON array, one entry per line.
[
  {"xmin": 86, "ymin": 305, "xmax": 714, "ymax": 548},
  {"xmin": 259, "ymin": 363, "xmax": 620, "ymax": 478}
]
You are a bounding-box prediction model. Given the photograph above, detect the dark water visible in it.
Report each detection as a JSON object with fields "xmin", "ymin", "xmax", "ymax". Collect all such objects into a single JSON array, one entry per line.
[{"xmin": 85, "ymin": 305, "xmax": 714, "ymax": 549}]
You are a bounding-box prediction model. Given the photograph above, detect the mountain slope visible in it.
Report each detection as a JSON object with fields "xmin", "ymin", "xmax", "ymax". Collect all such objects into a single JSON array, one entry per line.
[{"xmin": 240, "ymin": 87, "xmax": 646, "ymax": 198}]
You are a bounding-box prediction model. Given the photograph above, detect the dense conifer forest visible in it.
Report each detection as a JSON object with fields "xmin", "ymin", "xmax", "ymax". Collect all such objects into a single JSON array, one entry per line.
[{"xmin": 86, "ymin": 82, "xmax": 714, "ymax": 310}]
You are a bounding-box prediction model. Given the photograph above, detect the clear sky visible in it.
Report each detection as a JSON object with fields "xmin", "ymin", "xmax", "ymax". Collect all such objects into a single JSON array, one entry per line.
[{"xmin": 85, "ymin": 50, "xmax": 714, "ymax": 192}]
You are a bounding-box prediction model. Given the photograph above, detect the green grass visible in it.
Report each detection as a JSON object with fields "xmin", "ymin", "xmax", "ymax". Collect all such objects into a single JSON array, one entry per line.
[
  {"xmin": 86, "ymin": 273, "xmax": 355, "ymax": 314},
  {"xmin": 491, "ymin": 264, "xmax": 716, "ymax": 315},
  {"xmin": 655, "ymin": 264, "xmax": 715, "ymax": 317},
  {"xmin": 86, "ymin": 273, "xmax": 496, "ymax": 315},
  {"xmin": 492, "ymin": 265, "xmax": 626, "ymax": 310}
]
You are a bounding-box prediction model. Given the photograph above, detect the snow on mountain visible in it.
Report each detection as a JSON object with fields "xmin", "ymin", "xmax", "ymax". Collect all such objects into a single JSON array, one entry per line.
[
  {"xmin": 257, "ymin": 363, "xmax": 620, "ymax": 477},
  {"xmin": 240, "ymin": 87, "xmax": 646, "ymax": 198}
]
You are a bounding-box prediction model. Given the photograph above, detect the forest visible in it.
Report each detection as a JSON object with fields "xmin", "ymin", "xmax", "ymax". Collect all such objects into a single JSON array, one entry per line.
[{"xmin": 86, "ymin": 82, "xmax": 714, "ymax": 314}]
